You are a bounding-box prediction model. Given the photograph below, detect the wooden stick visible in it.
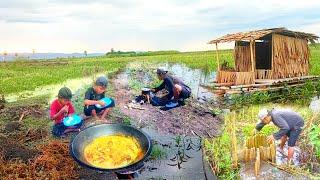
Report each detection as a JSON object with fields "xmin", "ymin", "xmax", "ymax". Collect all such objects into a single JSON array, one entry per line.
[
  {"xmin": 19, "ymin": 110, "xmax": 28, "ymax": 122},
  {"xmin": 215, "ymin": 43, "xmax": 220, "ymax": 71},
  {"xmin": 128, "ymin": 104, "xmax": 146, "ymax": 110}
]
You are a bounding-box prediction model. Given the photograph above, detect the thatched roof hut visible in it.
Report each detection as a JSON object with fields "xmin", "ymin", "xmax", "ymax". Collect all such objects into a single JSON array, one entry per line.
[{"xmin": 208, "ymin": 27, "xmax": 319, "ymax": 85}]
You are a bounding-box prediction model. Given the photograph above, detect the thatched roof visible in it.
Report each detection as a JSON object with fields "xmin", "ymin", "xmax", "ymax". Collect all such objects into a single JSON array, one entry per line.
[{"xmin": 208, "ymin": 27, "xmax": 319, "ymax": 44}]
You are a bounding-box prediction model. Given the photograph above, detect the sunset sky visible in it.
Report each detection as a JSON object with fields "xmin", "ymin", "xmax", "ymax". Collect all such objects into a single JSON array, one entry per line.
[{"xmin": 1, "ymin": 0, "xmax": 319, "ymax": 53}]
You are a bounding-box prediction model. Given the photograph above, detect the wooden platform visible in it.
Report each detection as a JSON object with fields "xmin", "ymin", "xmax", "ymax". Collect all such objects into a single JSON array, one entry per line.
[
  {"xmin": 254, "ymin": 76, "xmax": 319, "ymax": 84},
  {"xmin": 210, "ymin": 75, "xmax": 320, "ymax": 95}
]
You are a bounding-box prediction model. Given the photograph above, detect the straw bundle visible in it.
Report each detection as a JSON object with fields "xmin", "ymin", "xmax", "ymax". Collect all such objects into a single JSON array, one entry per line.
[
  {"xmin": 272, "ymin": 34, "xmax": 310, "ymax": 79},
  {"xmin": 216, "ymin": 71, "xmax": 236, "ymax": 84},
  {"xmin": 235, "ymin": 72, "xmax": 255, "ymax": 85}
]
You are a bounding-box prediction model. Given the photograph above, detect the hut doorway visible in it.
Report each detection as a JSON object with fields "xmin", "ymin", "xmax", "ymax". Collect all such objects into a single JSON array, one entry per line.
[{"xmin": 255, "ymin": 40, "xmax": 272, "ymax": 70}]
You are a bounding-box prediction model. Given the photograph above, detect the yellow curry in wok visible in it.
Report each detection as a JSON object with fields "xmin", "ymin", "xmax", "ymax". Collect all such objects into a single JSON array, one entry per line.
[{"xmin": 84, "ymin": 134, "xmax": 144, "ymax": 169}]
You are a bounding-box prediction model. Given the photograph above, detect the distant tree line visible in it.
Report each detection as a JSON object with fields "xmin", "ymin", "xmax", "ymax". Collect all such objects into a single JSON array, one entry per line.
[{"xmin": 105, "ymin": 48, "xmax": 180, "ymax": 58}]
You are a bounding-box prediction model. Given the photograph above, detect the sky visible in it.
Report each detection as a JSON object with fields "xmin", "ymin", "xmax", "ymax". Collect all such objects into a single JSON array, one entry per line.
[{"xmin": 0, "ymin": 0, "xmax": 320, "ymax": 53}]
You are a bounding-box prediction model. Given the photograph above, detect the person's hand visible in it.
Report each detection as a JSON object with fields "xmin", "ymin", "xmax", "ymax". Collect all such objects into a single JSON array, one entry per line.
[
  {"xmin": 267, "ymin": 135, "xmax": 275, "ymax": 143},
  {"xmin": 60, "ymin": 105, "xmax": 69, "ymax": 113},
  {"xmin": 252, "ymin": 129, "xmax": 257, "ymax": 135},
  {"xmin": 98, "ymin": 101, "xmax": 106, "ymax": 106}
]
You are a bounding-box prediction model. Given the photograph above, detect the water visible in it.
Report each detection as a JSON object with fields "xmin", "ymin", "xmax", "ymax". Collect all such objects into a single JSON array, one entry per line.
[
  {"xmin": 125, "ymin": 62, "xmax": 217, "ymax": 101},
  {"xmin": 276, "ymin": 145, "xmax": 301, "ymax": 166},
  {"xmin": 309, "ymin": 96, "xmax": 320, "ymax": 113},
  {"xmin": 163, "ymin": 63, "xmax": 216, "ymax": 101}
]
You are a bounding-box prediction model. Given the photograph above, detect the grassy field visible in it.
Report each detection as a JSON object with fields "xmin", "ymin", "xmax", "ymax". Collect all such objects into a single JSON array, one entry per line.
[
  {"xmin": 310, "ymin": 43, "xmax": 320, "ymax": 75},
  {"xmin": 0, "ymin": 44, "xmax": 319, "ymax": 95}
]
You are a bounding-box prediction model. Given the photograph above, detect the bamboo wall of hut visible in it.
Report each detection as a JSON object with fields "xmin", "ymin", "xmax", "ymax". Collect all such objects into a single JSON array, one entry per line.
[
  {"xmin": 272, "ymin": 34, "xmax": 310, "ymax": 79},
  {"xmin": 233, "ymin": 34, "xmax": 310, "ymax": 80},
  {"xmin": 234, "ymin": 45, "xmax": 252, "ymax": 72}
]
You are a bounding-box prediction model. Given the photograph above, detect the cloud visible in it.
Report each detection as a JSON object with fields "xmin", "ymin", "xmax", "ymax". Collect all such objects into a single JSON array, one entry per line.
[{"xmin": 0, "ymin": 0, "xmax": 319, "ymax": 52}]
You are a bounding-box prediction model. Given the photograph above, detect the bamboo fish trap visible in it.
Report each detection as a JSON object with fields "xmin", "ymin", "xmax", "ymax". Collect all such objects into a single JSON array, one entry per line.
[{"xmin": 241, "ymin": 134, "xmax": 276, "ymax": 176}]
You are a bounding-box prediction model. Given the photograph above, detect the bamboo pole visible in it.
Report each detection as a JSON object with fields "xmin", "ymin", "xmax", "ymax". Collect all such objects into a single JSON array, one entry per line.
[
  {"xmin": 244, "ymin": 147, "xmax": 249, "ymax": 162},
  {"xmin": 215, "ymin": 43, "xmax": 220, "ymax": 71},
  {"xmin": 255, "ymin": 148, "xmax": 260, "ymax": 176},
  {"xmin": 270, "ymin": 142, "xmax": 276, "ymax": 163},
  {"xmin": 250, "ymin": 40, "xmax": 255, "ymax": 72},
  {"xmin": 271, "ymin": 34, "xmax": 274, "ymax": 78}
]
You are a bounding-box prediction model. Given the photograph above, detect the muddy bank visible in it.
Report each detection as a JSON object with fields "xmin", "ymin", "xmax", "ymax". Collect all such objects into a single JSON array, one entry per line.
[
  {"xmin": 0, "ymin": 104, "xmax": 45, "ymax": 122},
  {"xmin": 112, "ymin": 71, "xmax": 223, "ymax": 137},
  {"xmin": 0, "ymin": 136, "xmax": 39, "ymax": 162}
]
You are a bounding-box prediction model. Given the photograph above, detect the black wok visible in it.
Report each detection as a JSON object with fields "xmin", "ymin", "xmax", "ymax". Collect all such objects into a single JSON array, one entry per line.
[{"xmin": 69, "ymin": 124, "xmax": 152, "ymax": 172}]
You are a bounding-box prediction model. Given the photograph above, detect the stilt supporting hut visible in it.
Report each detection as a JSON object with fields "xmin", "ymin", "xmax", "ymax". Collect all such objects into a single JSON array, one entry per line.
[{"xmin": 209, "ymin": 27, "xmax": 319, "ymax": 86}]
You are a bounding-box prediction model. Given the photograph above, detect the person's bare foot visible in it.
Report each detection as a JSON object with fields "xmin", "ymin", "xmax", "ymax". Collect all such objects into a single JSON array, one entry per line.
[
  {"xmin": 277, "ymin": 146, "xmax": 287, "ymax": 157},
  {"xmin": 100, "ymin": 117, "xmax": 110, "ymax": 123},
  {"xmin": 92, "ymin": 115, "xmax": 100, "ymax": 121}
]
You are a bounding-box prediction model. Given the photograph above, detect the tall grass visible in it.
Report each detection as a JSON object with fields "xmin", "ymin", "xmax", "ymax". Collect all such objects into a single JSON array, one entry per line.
[{"xmin": 310, "ymin": 43, "xmax": 320, "ymax": 75}]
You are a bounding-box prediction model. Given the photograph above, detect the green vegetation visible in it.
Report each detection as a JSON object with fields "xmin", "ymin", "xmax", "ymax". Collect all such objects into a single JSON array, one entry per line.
[
  {"xmin": 150, "ymin": 144, "xmax": 167, "ymax": 160},
  {"xmin": 310, "ymin": 43, "xmax": 320, "ymax": 75},
  {"xmin": 204, "ymin": 132, "xmax": 238, "ymax": 179},
  {"xmin": 0, "ymin": 57, "xmax": 128, "ymax": 94},
  {"xmin": 230, "ymin": 80, "xmax": 320, "ymax": 107},
  {"xmin": 309, "ymin": 125, "xmax": 320, "ymax": 159},
  {"xmin": 242, "ymin": 124, "xmax": 277, "ymax": 138},
  {"xmin": 22, "ymin": 117, "xmax": 52, "ymax": 130}
]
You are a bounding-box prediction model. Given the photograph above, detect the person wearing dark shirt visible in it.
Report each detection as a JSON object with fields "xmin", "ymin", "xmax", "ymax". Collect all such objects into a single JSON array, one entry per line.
[
  {"xmin": 255, "ymin": 108, "xmax": 304, "ymax": 164},
  {"xmin": 151, "ymin": 68, "xmax": 191, "ymax": 107},
  {"xmin": 83, "ymin": 76, "xmax": 115, "ymax": 122}
]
